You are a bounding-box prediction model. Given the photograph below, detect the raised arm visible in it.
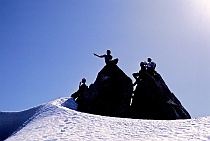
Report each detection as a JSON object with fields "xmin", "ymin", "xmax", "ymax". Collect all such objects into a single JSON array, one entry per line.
[{"xmin": 94, "ymin": 53, "xmax": 104, "ymax": 58}]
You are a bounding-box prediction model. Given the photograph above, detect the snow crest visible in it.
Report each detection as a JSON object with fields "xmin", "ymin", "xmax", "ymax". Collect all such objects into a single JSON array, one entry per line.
[{"xmin": 2, "ymin": 97, "xmax": 210, "ymax": 141}]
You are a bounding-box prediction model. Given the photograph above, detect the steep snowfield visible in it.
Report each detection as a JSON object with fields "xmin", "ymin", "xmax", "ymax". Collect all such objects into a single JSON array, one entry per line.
[{"xmin": 2, "ymin": 98, "xmax": 210, "ymax": 141}]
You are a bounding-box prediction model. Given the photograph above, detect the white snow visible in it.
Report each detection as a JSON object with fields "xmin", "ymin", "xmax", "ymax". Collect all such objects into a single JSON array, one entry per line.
[{"xmin": 2, "ymin": 97, "xmax": 210, "ymax": 141}]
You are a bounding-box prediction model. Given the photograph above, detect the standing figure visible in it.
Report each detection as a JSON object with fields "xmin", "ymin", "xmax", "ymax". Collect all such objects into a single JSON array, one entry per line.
[{"xmin": 71, "ymin": 78, "xmax": 88, "ymax": 104}]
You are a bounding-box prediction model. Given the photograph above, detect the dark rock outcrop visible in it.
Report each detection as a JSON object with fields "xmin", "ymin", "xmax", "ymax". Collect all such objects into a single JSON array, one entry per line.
[
  {"xmin": 70, "ymin": 64, "xmax": 191, "ymax": 120},
  {"xmin": 77, "ymin": 63, "xmax": 133, "ymax": 118},
  {"xmin": 130, "ymin": 71, "xmax": 191, "ymax": 120}
]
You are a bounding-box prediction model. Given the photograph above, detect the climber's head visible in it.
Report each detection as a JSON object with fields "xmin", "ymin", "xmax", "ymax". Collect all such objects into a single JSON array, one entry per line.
[
  {"xmin": 147, "ymin": 57, "xmax": 152, "ymax": 62},
  {"xmin": 107, "ymin": 50, "xmax": 111, "ymax": 55},
  {"xmin": 82, "ymin": 78, "xmax": 86, "ymax": 83}
]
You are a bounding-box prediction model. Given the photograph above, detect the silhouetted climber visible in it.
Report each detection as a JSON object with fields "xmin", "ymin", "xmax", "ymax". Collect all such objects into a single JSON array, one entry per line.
[
  {"xmin": 147, "ymin": 57, "xmax": 156, "ymax": 74},
  {"xmin": 71, "ymin": 78, "xmax": 88, "ymax": 104},
  {"xmin": 94, "ymin": 50, "xmax": 113, "ymax": 64},
  {"xmin": 132, "ymin": 61, "xmax": 147, "ymax": 86}
]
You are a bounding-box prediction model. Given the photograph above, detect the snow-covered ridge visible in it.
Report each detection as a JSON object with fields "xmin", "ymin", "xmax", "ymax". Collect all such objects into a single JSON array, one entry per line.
[{"xmin": 2, "ymin": 98, "xmax": 210, "ymax": 141}]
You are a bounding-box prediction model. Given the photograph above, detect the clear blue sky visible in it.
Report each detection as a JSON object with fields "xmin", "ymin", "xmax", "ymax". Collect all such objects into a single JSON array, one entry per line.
[{"xmin": 1, "ymin": 0, "xmax": 210, "ymax": 118}]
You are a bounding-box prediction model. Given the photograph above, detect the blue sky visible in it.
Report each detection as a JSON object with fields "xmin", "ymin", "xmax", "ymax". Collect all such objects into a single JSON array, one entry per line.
[{"xmin": 1, "ymin": 0, "xmax": 210, "ymax": 118}]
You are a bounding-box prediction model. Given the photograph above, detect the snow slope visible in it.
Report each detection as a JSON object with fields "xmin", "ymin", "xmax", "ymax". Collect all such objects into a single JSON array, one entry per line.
[{"xmin": 2, "ymin": 98, "xmax": 210, "ymax": 141}]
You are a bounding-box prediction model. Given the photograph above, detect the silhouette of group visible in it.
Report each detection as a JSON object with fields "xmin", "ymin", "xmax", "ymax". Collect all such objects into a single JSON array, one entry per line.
[
  {"xmin": 71, "ymin": 50, "xmax": 156, "ymax": 104},
  {"xmin": 132, "ymin": 57, "xmax": 156, "ymax": 86}
]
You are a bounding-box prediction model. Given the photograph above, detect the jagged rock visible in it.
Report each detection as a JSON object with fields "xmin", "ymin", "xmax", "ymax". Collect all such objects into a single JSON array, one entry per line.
[
  {"xmin": 130, "ymin": 71, "xmax": 191, "ymax": 120},
  {"xmin": 70, "ymin": 63, "xmax": 191, "ymax": 120},
  {"xmin": 78, "ymin": 63, "xmax": 133, "ymax": 118}
]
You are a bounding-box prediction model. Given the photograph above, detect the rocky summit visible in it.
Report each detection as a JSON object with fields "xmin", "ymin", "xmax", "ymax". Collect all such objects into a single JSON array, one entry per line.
[
  {"xmin": 77, "ymin": 63, "xmax": 133, "ymax": 118},
  {"xmin": 130, "ymin": 71, "xmax": 191, "ymax": 120},
  {"xmin": 71, "ymin": 64, "xmax": 191, "ymax": 120}
]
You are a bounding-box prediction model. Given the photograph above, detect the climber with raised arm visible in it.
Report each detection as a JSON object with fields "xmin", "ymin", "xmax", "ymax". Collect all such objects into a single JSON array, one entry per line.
[{"xmin": 94, "ymin": 50, "xmax": 113, "ymax": 65}]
